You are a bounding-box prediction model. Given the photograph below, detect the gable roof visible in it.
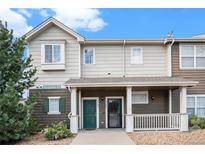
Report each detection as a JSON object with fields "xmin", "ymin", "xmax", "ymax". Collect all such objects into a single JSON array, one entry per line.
[{"xmin": 25, "ymin": 17, "xmax": 85, "ymax": 42}]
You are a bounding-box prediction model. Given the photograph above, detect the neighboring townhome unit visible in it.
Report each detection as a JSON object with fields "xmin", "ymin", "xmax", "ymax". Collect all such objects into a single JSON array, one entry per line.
[
  {"xmin": 171, "ymin": 37, "xmax": 205, "ymax": 119},
  {"xmin": 26, "ymin": 17, "xmax": 200, "ymax": 134}
]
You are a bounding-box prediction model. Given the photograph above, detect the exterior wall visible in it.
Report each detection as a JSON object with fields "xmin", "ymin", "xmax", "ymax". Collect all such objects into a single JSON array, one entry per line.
[
  {"xmin": 132, "ymin": 90, "xmax": 169, "ymax": 114},
  {"xmin": 81, "ymin": 45, "xmax": 124, "ymax": 77},
  {"xmin": 172, "ymin": 43, "xmax": 205, "ymax": 94},
  {"xmin": 81, "ymin": 44, "xmax": 168, "ymax": 77},
  {"xmin": 30, "ymin": 89, "xmax": 71, "ymax": 127},
  {"xmin": 80, "ymin": 88, "xmax": 169, "ymax": 128},
  {"xmin": 125, "ymin": 45, "xmax": 167, "ymax": 77},
  {"xmin": 30, "ymin": 88, "xmax": 170, "ymax": 128},
  {"xmin": 29, "ymin": 25, "xmax": 80, "ymax": 86}
]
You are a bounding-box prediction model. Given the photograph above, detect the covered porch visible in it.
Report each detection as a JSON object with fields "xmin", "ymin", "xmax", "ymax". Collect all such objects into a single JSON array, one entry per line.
[{"xmin": 65, "ymin": 77, "xmax": 198, "ymax": 133}]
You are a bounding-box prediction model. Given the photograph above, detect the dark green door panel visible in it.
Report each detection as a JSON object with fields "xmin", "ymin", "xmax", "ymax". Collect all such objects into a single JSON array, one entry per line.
[{"xmin": 83, "ymin": 99, "xmax": 96, "ymax": 129}]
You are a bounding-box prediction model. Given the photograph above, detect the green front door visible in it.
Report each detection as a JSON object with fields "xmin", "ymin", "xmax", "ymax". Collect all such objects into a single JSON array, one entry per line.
[{"xmin": 83, "ymin": 99, "xmax": 96, "ymax": 129}]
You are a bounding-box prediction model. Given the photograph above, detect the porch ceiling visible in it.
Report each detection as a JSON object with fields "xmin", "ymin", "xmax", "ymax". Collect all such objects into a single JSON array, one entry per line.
[{"xmin": 65, "ymin": 77, "xmax": 198, "ymax": 88}]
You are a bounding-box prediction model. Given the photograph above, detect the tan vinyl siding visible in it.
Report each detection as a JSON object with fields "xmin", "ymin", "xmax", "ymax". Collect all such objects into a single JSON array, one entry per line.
[
  {"xmin": 29, "ymin": 25, "xmax": 80, "ymax": 85},
  {"xmin": 172, "ymin": 43, "xmax": 205, "ymax": 94},
  {"xmin": 81, "ymin": 44, "xmax": 167, "ymax": 77},
  {"xmin": 125, "ymin": 45, "xmax": 167, "ymax": 77},
  {"xmin": 81, "ymin": 45, "xmax": 124, "ymax": 77}
]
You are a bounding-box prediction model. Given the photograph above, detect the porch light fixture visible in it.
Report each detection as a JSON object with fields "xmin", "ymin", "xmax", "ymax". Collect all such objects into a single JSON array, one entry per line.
[{"xmin": 151, "ymin": 96, "xmax": 155, "ymax": 100}]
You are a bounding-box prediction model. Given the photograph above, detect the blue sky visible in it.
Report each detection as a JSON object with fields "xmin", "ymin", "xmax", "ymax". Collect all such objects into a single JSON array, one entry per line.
[{"xmin": 1, "ymin": 8, "xmax": 205, "ymax": 38}]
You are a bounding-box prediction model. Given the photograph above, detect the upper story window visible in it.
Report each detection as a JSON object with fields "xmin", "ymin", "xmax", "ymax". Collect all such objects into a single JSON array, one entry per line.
[
  {"xmin": 44, "ymin": 44, "xmax": 61, "ymax": 63},
  {"xmin": 132, "ymin": 91, "xmax": 149, "ymax": 104},
  {"xmin": 41, "ymin": 44, "xmax": 65, "ymax": 64},
  {"xmin": 180, "ymin": 45, "xmax": 205, "ymax": 69},
  {"xmin": 131, "ymin": 47, "xmax": 143, "ymax": 64},
  {"xmin": 84, "ymin": 48, "xmax": 95, "ymax": 64},
  {"xmin": 41, "ymin": 43, "xmax": 65, "ymax": 70}
]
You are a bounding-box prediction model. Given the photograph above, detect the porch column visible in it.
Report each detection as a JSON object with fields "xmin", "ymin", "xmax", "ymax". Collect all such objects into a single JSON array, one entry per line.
[
  {"xmin": 179, "ymin": 87, "xmax": 188, "ymax": 131},
  {"xmin": 126, "ymin": 87, "xmax": 133, "ymax": 132},
  {"xmin": 78, "ymin": 90, "xmax": 82, "ymax": 129},
  {"xmin": 169, "ymin": 89, "xmax": 172, "ymax": 113},
  {"xmin": 70, "ymin": 87, "xmax": 78, "ymax": 134}
]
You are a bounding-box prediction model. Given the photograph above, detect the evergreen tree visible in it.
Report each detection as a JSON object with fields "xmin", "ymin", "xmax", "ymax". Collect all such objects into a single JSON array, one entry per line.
[{"xmin": 0, "ymin": 21, "xmax": 37, "ymax": 143}]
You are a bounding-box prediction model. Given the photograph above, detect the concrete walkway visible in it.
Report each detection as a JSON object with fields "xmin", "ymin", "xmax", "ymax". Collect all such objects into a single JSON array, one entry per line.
[{"xmin": 71, "ymin": 129, "xmax": 135, "ymax": 145}]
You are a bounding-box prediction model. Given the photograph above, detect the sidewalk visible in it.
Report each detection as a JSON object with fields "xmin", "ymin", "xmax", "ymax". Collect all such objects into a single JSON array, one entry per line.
[{"xmin": 70, "ymin": 129, "xmax": 135, "ymax": 145}]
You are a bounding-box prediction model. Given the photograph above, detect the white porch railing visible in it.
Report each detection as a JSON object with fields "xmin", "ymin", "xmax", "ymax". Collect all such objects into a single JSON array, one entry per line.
[{"xmin": 133, "ymin": 113, "xmax": 180, "ymax": 131}]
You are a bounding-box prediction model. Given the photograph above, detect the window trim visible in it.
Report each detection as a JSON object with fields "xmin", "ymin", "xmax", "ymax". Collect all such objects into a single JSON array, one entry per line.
[
  {"xmin": 179, "ymin": 44, "xmax": 205, "ymax": 69},
  {"xmin": 48, "ymin": 96, "xmax": 61, "ymax": 115},
  {"xmin": 187, "ymin": 94, "xmax": 205, "ymax": 117},
  {"xmin": 41, "ymin": 44, "xmax": 65, "ymax": 65},
  {"xmin": 83, "ymin": 47, "xmax": 95, "ymax": 65},
  {"xmin": 132, "ymin": 91, "xmax": 149, "ymax": 104},
  {"xmin": 130, "ymin": 47, "xmax": 143, "ymax": 64}
]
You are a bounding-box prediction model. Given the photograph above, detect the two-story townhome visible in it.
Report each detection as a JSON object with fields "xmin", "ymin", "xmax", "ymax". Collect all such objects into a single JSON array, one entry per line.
[{"xmin": 26, "ymin": 17, "xmax": 202, "ymax": 134}]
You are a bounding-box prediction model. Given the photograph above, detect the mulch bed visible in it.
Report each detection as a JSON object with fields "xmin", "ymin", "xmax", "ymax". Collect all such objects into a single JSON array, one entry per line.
[
  {"xmin": 16, "ymin": 133, "xmax": 75, "ymax": 145},
  {"xmin": 128, "ymin": 129, "xmax": 205, "ymax": 145}
]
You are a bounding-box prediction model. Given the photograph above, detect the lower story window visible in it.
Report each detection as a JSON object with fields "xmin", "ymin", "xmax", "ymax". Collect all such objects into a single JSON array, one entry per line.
[
  {"xmin": 49, "ymin": 97, "xmax": 60, "ymax": 114},
  {"xmin": 43, "ymin": 97, "xmax": 66, "ymax": 114},
  {"xmin": 132, "ymin": 91, "xmax": 149, "ymax": 104},
  {"xmin": 187, "ymin": 95, "xmax": 205, "ymax": 117}
]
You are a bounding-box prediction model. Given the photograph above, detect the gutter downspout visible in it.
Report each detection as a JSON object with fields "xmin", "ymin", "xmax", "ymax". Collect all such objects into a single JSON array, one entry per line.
[
  {"xmin": 123, "ymin": 40, "xmax": 126, "ymax": 77},
  {"xmin": 166, "ymin": 38, "xmax": 175, "ymax": 77}
]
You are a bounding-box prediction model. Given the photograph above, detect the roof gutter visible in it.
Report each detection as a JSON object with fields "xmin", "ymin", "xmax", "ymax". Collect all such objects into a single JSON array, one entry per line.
[
  {"xmin": 83, "ymin": 39, "xmax": 165, "ymax": 44},
  {"xmin": 66, "ymin": 81, "xmax": 199, "ymax": 88}
]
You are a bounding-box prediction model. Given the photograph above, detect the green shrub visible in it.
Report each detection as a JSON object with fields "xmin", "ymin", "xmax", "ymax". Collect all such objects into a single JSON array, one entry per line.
[
  {"xmin": 199, "ymin": 117, "xmax": 205, "ymax": 129},
  {"xmin": 27, "ymin": 118, "xmax": 41, "ymax": 135},
  {"xmin": 43, "ymin": 121, "xmax": 73, "ymax": 140},
  {"xmin": 189, "ymin": 115, "xmax": 205, "ymax": 129}
]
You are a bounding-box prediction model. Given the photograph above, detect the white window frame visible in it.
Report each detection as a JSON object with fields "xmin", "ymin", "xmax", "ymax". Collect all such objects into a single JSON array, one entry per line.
[
  {"xmin": 48, "ymin": 96, "xmax": 61, "ymax": 115},
  {"xmin": 41, "ymin": 44, "xmax": 65, "ymax": 65},
  {"xmin": 179, "ymin": 44, "xmax": 205, "ymax": 69},
  {"xmin": 132, "ymin": 91, "xmax": 149, "ymax": 104},
  {"xmin": 83, "ymin": 47, "xmax": 95, "ymax": 64},
  {"xmin": 187, "ymin": 95, "xmax": 205, "ymax": 118},
  {"xmin": 130, "ymin": 47, "xmax": 143, "ymax": 64}
]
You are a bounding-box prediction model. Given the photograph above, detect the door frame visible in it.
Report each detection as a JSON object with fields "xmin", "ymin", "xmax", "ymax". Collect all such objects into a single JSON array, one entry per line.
[
  {"xmin": 105, "ymin": 96, "xmax": 124, "ymax": 128},
  {"xmin": 82, "ymin": 97, "xmax": 99, "ymax": 129}
]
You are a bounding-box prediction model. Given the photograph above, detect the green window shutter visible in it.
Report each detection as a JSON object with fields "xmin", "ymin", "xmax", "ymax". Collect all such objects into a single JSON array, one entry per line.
[
  {"xmin": 43, "ymin": 98, "xmax": 49, "ymax": 112},
  {"xmin": 59, "ymin": 98, "xmax": 66, "ymax": 113}
]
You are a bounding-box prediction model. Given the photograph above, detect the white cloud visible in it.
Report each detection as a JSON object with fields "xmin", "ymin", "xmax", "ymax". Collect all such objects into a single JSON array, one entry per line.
[
  {"xmin": 51, "ymin": 8, "xmax": 107, "ymax": 32},
  {"xmin": 17, "ymin": 8, "xmax": 32, "ymax": 18},
  {"xmin": 40, "ymin": 9, "xmax": 50, "ymax": 18},
  {"xmin": 0, "ymin": 8, "xmax": 33, "ymax": 37}
]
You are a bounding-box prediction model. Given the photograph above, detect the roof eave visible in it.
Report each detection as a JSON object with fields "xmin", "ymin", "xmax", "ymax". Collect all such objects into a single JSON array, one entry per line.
[
  {"xmin": 65, "ymin": 81, "xmax": 199, "ymax": 88},
  {"xmin": 25, "ymin": 17, "xmax": 85, "ymax": 42},
  {"xmin": 83, "ymin": 39, "xmax": 165, "ymax": 44}
]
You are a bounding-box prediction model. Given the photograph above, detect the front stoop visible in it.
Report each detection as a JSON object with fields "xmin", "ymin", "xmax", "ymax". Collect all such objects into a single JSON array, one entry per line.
[{"xmin": 70, "ymin": 129, "xmax": 135, "ymax": 145}]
